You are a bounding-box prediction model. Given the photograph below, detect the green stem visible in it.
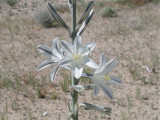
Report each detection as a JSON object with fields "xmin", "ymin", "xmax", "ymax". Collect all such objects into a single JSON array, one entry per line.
[
  {"xmin": 71, "ymin": 0, "xmax": 78, "ymax": 120},
  {"xmin": 72, "ymin": 0, "xmax": 77, "ymax": 42}
]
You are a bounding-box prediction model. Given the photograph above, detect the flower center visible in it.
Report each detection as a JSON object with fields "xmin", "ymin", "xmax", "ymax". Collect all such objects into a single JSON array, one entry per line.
[
  {"xmin": 103, "ymin": 75, "xmax": 111, "ymax": 80},
  {"xmin": 74, "ymin": 54, "xmax": 82, "ymax": 61}
]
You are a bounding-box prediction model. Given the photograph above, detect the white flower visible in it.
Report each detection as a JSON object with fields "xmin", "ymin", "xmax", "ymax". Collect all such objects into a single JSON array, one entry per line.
[
  {"xmin": 82, "ymin": 53, "xmax": 122, "ymax": 99},
  {"xmin": 59, "ymin": 35, "xmax": 97, "ymax": 79},
  {"xmin": 37, "ymin": 37, "xmax": 67, "ymax": 82}
]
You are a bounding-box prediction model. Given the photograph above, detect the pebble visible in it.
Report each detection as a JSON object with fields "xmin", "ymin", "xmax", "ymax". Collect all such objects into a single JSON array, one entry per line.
[
  {"xmin": 143, "ymin": 96, "xmax": 149, "ymax": 100},
  {"xmin": 43, "ymin": 112, "xmax": 48, "ymax": 117},
  {"xmin": 22, "ymin": 3, "xmax": 27, "ymax": 8},
  {"xmin": 58, "ymin": 108, "xmax": 62, "ymax": 110}
]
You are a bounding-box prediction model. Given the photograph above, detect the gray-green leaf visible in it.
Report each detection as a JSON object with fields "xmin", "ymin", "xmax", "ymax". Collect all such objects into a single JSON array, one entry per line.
[
  {"xmin": 79, "ymin": 102, "xmax": 111, "ymax": 115},
  {"xmin": 77, "ymin": 9, "xmax": 94, "ymax": 36},
  {"xmin": 46, "ymin": 2, "xmax": 71, "ymax": 36},
  {"xmin": 76, "ymin": 0, "xmax": 94, "ymax": 30},
  {"xmin": 70, "ymin": 84, "xmax": 95, "ymax": 92}
]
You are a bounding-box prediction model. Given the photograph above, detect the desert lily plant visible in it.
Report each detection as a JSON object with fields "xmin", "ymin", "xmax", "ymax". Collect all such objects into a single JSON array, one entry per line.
[{"xmin": 37, "ymin": 0, "xmax": 122, "ymax": 120}]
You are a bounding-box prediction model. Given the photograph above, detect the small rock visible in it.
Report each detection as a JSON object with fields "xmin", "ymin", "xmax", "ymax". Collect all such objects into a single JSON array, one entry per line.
[
  {"xmin": 22, "ymin": 3, "xmax": 27, "ymax": 8},
  {"xmin": 42, "ymin": 112, "xmax": 48, "ymax": 117},
  {"xmin": 58, "ymin": 108, "xmax": 62, "ymax": 110},
  {"xmin": 143, "ymin": 96, "xmax": 149, "ymax": 100}
]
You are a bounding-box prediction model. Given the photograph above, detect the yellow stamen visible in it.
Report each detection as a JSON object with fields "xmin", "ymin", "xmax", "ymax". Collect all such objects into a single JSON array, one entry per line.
[
  {"xmin": 74, "ymin": 54, "xmax": 82, "ymax": 61},
  {"xmin": 103, "ymin": 75, "xmax": 111, "ymax": 80}
]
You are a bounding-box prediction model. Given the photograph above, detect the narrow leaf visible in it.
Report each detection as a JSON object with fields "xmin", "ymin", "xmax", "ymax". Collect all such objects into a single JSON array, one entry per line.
[
  {"xmin": 66, "ymin": 113, "xmax": 72, "ymax": 120},
  {"xmin": 46, "ymin": 2, "xmax": 71, "ymax": 36},
  {"xmin": 77, "ymin": 9, "xmax": 94, "ymax": 36},
  {"xmin": 70, "ymin": 84, "xmax": 95, "ymax": 92},
  {"xmin": 76, "ymin": 0, "xmax": 94, "ymax": 30},
  {"xmin": 68, "ymin": 0, "xmax": 72, "ymax": 12},
  {"xmin": 79, "ymin": 102, "xmax": 111, "ymax": 115}
]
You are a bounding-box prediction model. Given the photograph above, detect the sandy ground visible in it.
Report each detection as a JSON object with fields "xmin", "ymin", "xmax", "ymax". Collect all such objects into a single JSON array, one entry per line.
[{"xmin": 0, "ymin": 0, "xmax": 160, "ymax": 120}]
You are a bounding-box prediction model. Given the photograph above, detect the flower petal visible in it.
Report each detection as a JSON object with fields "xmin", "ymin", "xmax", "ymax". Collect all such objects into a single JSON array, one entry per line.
[
  {"xmin": 81, "ymin": 42, "xmax": 96, "ymax": 56},
  {"xmin": 96, "ymin": 58, "xmax": 117, "ymax": 75},
  {"xmin": 96, "ymin": 53, "xmax": 107, "ymax": 73},
  {"xmin": 59, "ymin": 56, "xmax": 72, "ymax": 66},
  {"xmin": 94, "ymin": 84, "xmax": 100, "ymax": 95},
  {"xmin": 86, "ymin": 58, "xmax": 98, "ymax": 69},
  {"xmin": 109, "ymin": 75, "xmax": 122, "ymax": 84},
  {"xmin": 74, "ymin": 36, "xmax": 81, "ymax": 54},
  {"xmin": 52, "ymin": 37, "xmax": 61, "ymax": 53},
  {"xmin": 77, "ymin": 9, "xmax": 94, "ymax": 36},
  {"xmin": 93, "ymin": 78, "xmax": 114, "ymax": 99},
  {"xmin": 74, "ymin": 67, "xmax": 83, "ymax": 79},
  {"xmin": 85, "ymin": 42, "xmax": 96, "ymax": 53},
  {"xmin": 52, "ymin": 38, "xmax": 63, "ymax": 60},
  {"xmin": 36, "ymin": 59, "xmax": 57, "ymax": 71},
  {"xmin": 46, "ymin": 2, "xmax": 71, "ymax": 36},
  {"xmin": 37, "ymin": 45, "xmax": 60, "ymax": 59},
  {"xmin": 99, "ymin": 83, "xmax": 113, "ymax": 99},
  {"xmin": 61, "ymin": 40, "xmax": 73, "ymax": 55},
  {"xmin": 50, "ymin": 65, "xmax": 60, "ymax": 82},
  {"xmin": 37, "ymin": 45, "xmax": 52, "ymax": 57}
]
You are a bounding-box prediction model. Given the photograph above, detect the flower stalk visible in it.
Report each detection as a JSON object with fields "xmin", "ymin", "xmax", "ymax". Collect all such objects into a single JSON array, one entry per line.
[{"xmin": 71, "ymin": 0, "xmax": 78, "ymax": 120}]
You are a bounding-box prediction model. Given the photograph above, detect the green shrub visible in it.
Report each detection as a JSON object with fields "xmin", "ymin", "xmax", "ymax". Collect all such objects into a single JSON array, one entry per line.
[
  {"xmin": 101, "ymin": 7, "xmax": 118, "ymax": 18},
  {"xmin": 60, "ymin": 74, "xmax": 71, "ymax": 93},
  {"xmin": 4, "ymin": 0, "xmax": 18, "ymax": 6},
  {"xmin": 34, "ymin": 8, "xmax": 59, "ymax": 28},
  {"xmin": 117, "ymin": 0, "xmax": 160, "ymax": 6}
]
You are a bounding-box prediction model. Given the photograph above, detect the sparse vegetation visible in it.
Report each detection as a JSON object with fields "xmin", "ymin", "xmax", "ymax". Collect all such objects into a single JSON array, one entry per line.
[
  {"xmin": 51, "ymin": 90, "xmax": 59, "ymax": 100},
  {"xmin": 60, "ymin": 73, "xmax": 71, "ymax": 93},
  {"xmin": 135, "ymin": 87, "xmax": 141, "ymax": 99},
  {"xmin": 11, "ymin": 100, "xmax": 19, "ymax": 110},
  {"xmin": 101, "ymin": 7, "xmax": 118, "ymax": 18},
  {"xmin": 34, "ymin": 8, "xmax": 59, "ymax": 28},
  {"xmin": 37, "ymin": 87, "xmax": 46, "ymax": 98},
  {"xmin": 117, "ymin": 0, "xmax": 160, "ymax": 6},
  {"xmin": 0, "ymin": 72, "xmax": 13, "ymax": 89},
  {"xmin": 4, "ymin": 0, "xmax": 18, "ymax": 6}
]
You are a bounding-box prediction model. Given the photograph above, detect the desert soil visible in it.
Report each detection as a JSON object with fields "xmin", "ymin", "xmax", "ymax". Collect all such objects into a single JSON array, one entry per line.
[{"xmin": 0, "ymin": 0, "xmax": 160, "ymax": 120}]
